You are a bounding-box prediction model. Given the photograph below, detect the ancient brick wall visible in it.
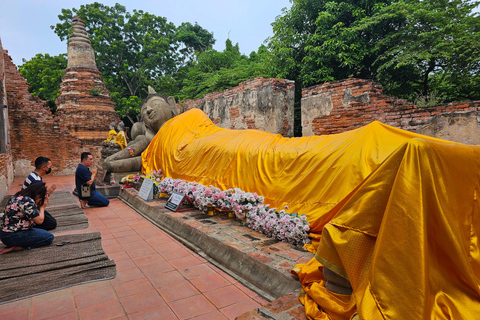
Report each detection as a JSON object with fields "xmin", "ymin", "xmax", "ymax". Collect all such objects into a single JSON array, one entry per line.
[
  {"xmin": 181, "ymin": 77, "xmax": 295, "ymax": 137},
  {"xmin": 4, "ymin": 50, "xmax": 100, "ymax": 178},
  {"xmin": 301, "ymin": 78, "xmax": 479, "ymax": 138},
  {"xmin": 0, "ymin": 40, "xmax": 14, "ymax": 201}
]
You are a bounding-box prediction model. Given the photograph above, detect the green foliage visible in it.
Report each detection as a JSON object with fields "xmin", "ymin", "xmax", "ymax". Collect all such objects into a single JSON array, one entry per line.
[
  {"xmin": 176, "ymin": 22, "xmax": 215, "ymax": 64},
  {"xmin": 413, "ymin": 92, "xmax": 443, "ymax": 108},
  {"xmin": 179, "ymin": 41, "xmax": 274, "ymax": 100},
  {"xmin": 50, "ymin": 2, "xmax": 215, "ymax": 119},
  {"xmin": 356, "ymin": 0, "xmax": 480, "ymax": 100},
  {"xmin": 268, "ymin": 0, "xmax": 387, "ymax": 87},
  {"xmin": 269, "ymin": 0, "xmax": 480, "ymax": 106},
  {"xmin": 109, "ymin": 93, "xmax": 143, "ymax": 124},
  {"xmin": 88, "ymin": 86, "xmax": 104, "ymax": 96},
  {"xmin": 18, "ymin": 53, "xmax": 67, "ymax": 112}
]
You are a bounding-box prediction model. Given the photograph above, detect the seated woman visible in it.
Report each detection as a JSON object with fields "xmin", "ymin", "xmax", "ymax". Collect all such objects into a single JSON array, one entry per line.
[{"xmin": 0, "ymin": 183, "xmax": 54, "ymax": 254}]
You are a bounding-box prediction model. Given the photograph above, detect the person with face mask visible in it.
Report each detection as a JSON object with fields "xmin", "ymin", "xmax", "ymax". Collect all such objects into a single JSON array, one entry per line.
[
  {"xmin": 21, "ymin": 157, "xmax": 57, "ymax": 230},
  {"xmin": 0, "ymin": 183, "xmax": 54, "ymax": 254}
]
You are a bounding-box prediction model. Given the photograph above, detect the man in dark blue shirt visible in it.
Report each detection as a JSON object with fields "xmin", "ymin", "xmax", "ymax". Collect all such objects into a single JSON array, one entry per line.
[
  {"xmin": 75, "ymin": 152, "xmax": 109, "ymax": 208},
  {"xmin": 22, "ymin": 156, "xmax": 57, "ymax": 230}
]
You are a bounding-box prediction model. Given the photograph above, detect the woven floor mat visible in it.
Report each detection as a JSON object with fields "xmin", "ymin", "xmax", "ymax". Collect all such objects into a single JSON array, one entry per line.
[{"xmin": 0, "ymin": 232, "xmax": 116, "ymax": 304}]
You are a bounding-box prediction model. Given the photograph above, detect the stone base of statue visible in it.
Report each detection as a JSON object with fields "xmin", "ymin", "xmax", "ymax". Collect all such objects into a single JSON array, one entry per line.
[
  {"xmin": 73, "ymin": 185, "xmax": 120, "ymax": 199},
  {"xmin": 96, "ymin": 184, "xmax": 121, "ymax": 198},
  {"xmin": 100, "ymin": 142, "xmax": 122, "ymax": 160}
]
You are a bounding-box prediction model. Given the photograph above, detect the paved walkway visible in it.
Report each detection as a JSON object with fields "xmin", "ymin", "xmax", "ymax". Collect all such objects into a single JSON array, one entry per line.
[{"xmin": 0, "ymin": 175, "xmax": 267, "ymax": 320}]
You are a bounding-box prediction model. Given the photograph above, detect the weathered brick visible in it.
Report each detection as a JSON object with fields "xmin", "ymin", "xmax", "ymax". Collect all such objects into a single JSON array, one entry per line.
[{"xmin": 302, "ymin": 78, "xmax": 479, "ymax": 136}]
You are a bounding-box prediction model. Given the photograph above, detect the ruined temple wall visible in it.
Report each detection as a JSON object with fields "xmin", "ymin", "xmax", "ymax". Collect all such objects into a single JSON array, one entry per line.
[
  {"xmin": 0, "ymin": 42, "xmax": 14, "ymax": 201},
  {"xmin": 181, "ymin": 77, "xmax": 295, "ymax": 137},
  {"xmin": 302, "ymin": 78, "xmax": 479, "ymax": 140},
  {"xmin": 4, "ymin": 51, "xmax": 100, "ymax": 178}
]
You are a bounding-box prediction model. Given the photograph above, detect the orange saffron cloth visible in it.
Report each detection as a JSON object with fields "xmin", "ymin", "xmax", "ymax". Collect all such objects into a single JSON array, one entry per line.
[{"xmin": 142, "ymin": 109, "xmax": 480, "ymax": 319}]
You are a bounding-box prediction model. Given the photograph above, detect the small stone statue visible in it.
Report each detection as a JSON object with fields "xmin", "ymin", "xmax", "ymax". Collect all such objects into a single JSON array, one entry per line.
[
  {"xmin": 104, "ymin": 122, "xmax": 117, "ymax": 143},
  {"xmin": 102, "ymin": 86, "xmax": 179, "ymax": 173},
  {"xmin": 114, "ymin": 121, "xmax": 127, "ymax": 150}
]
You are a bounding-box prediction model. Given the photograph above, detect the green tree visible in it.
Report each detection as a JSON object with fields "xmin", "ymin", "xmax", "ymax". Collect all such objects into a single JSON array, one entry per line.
[
  {"xmin": 269, "ymin": 0, "xmax": 388, "ymax": 87},
  {"xmin": 268, "ymin": 0, "xmax": 387, "ymax": 135},
  {"xmin": 356, "ymin": 0, "xmax": 480, "ymax": 101},
  {"xmin": 51, "ymin": 2, "xmax": 215, "ymax": 121},
  {"xmin": 176, "ymin": 22, "xmax": 216, "ymax": 66},
  {"xmin": 18, "ymin": 53, "xmax": 67, "ymax": 112},
  {"xmin": 269, "ymin": 0, "xmax": 480, "ymax": 105},
  {"xmin": 179, "ymin": 40, "xmax": 273, "ymax": 100}
]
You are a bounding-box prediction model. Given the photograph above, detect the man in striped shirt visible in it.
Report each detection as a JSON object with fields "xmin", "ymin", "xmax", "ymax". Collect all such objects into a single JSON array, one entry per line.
[{"xmin": 22, "ymin": 157, "xmax": 57, "ymax": 230}]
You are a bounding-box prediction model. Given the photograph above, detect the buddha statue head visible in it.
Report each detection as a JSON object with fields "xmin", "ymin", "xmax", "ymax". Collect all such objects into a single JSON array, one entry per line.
[
  {"xmin": 117, "ymin": 121, "xmax": 125, "ymax": 132},
  {"xmin": 141, "ymin": 86, "xmax": 178, "ymax": 134}
]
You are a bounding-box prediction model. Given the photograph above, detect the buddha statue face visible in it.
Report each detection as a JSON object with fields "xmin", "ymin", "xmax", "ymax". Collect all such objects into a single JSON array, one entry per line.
[
  {"xmin": 141, "ymin": 95, "xmax": 176, "ymax": 133},
  {"xmin": 117, "ymin": 121, "xmax": 125, "ymax": 132}
]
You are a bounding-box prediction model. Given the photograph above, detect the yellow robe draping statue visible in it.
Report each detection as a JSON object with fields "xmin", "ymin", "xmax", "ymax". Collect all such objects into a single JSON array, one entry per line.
[
  {"xmin": 142, "ymin": 108, "xmax": 480, "ymax": 319},
  {"xmin": 114, "ymin": 130, "xmax": 127, "ymax": 150},
  {"xmin": 104, "ymin": 129, "xmax": 117, "ymax": 143}
]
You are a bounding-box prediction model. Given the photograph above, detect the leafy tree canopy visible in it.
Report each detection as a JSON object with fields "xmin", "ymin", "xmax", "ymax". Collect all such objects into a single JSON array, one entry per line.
[
  {"xmin": 18, "ymin": 53, "xmax": 67, "ymax": 112},
  {"xmin": 356, "ymin": 0, "xmax": 480, "ymax": 101},
  {"xmin": 179, "ymin": 40, "xmax": 274, "ymax": 100},
  {"xmin": 269, "ymin": 0, "xmax": 480, "ymax": 103},
  {"xmin": 50, "ymin": 2, "xmax": 215, "ymax": 121}
]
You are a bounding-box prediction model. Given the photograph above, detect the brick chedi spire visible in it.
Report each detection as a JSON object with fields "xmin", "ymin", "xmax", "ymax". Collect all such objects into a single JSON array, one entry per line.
[{"xmin": 55, "ymin": 16, "xmax": 119, "ymax": 145}]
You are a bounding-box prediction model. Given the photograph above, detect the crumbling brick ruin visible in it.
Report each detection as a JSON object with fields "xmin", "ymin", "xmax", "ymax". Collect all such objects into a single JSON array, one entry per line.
[
  {"xmin": 0, "ymin": 39, "xmax": 14, "ymax": 201},
  {"xmin": 3, "ymin": 48, "xmax": 96, "ymax": 179},
  {"xmin": 301, "ymin": 78, "xmax": 479, "ymax": 144},
  {"xmin": 181, "ymin": 77, "xmax": 295, "ymax": 137},
  {"xmin": 55, "ymin": 16, "xmax": 119, "ymax": 145}
]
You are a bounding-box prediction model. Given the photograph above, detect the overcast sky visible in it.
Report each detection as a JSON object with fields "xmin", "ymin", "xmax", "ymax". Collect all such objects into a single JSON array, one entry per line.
[{"xmin": 0, "ymin": 0, "xmax": 291, "ymax": 66}]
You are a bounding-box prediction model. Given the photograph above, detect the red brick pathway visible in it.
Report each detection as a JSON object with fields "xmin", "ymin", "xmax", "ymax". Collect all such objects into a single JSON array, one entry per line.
[{"xmin": 0, "ymin": 175, "xmax": 267, "ymax": 320}]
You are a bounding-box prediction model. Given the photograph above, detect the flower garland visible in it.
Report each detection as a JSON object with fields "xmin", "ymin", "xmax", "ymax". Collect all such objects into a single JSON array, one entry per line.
[
  {"xmin": 130, "ymin": 172, "xmax": 311, "ymax": 247},
  {"xmin": 157, "ymin": 176, "xmax": 310, "ymax": 247}
]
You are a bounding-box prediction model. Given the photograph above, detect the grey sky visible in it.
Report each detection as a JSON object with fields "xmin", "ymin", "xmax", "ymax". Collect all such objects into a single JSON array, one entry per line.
[{"xmin": 0, "ymin": 0, "xmax": 291, "ymax": 66}]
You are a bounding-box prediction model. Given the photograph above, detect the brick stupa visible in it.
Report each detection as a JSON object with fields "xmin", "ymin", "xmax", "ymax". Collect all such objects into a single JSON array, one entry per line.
[{"xmin": 55, "ymin": 16, "xmax": 119, "ymax": 145}]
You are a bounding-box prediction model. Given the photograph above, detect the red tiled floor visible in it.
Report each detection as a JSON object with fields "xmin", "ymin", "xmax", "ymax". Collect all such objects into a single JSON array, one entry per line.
[
  {"xmin": 220, "ymin": 299, "xmax": 263, "ymax": 319},
  {"xmin": 189, "ymin": 273, "xmax": 231, "ymax": 292},
  {"xmin": 31, "ymin": 296, "xmax": 76, "ymax": 320},
  {"xmin": 77, "ymin": 300, "xmax": 126, "ymax": 320},
  {"xmin": 112, "ymin": 277, "xmax": 155, "ymax": 299},
  {"xmin": 138, "ymin": 260, "xmax": 175, "ymax": 276},
  {"xmin": 132, "ymin": 252, "xmax": 166, "ymax": 266},
  {"xmin": 128, "ymin": 304, "xmax": 178, "ymax": 320},
  {"xmin": 118, "ymin": 290, "xmax": 166, "ymax": 314},
  {"xmin": 169, "ymin": 294, "xmax": 218, "ymax": 319},
  {"xmin": 169, "ymin": 254, "xmax": 204, "ymax": 270},
  {"xmin": 0, "ymin": 308, "xmax": 31, "ymax": 320},
  {"xmin": 190, "ymin": 310, "xmax": 228, "ymax": 320},
  {"xmin": 109, "ymin": 266, "xmax": 145, "ymax": 285},
  {"xmin": 203, "ymin": 284, "xmax": 250, "ymax": 308},
  {"xmin": 148, "ymin": 270, "xmax": 185, "ymax": 288},
  {"xmin": 158, "ymin": 247, "xmax": 192, "ymax": 260},
  {"xmin": 49, "ymin": 311, "xmax": 79, "ymax": 320},
  {"xmin": 157, "ymin": 280, "xmax": 200, "ymax": 302},
  {"xmin": 179, "ymin": 263, "xmax": 217, "ymax": 280},
  {"xmin": 0, "ymin": 175, "xmax": 267, "ymax": 320},
  {"xmin": 74, "ymin": 286, "xmax": 118, "ymax": 310}
]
